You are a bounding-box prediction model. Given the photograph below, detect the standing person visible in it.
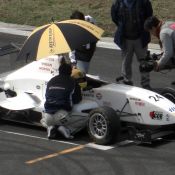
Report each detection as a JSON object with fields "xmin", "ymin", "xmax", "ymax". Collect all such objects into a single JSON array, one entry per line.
[
  {"xmin": 144, "ymin": 16, "xmax": 175, "ymax": 85},
  {"xmin": 69, "ymin": 10, "xmax": 97, "ymax": 73},
  {"xmin": 41, "ymin": 62, "xmax": 82, "ymax": 139},
  {"xmin": 111, "ymin": 0, "xmax": 153, "ymax": 89}
]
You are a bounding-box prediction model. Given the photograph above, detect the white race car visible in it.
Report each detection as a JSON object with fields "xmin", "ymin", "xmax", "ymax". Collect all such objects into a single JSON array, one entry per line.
[{"xmin": 0, "ymin": 54, "xmax": 175, "ymax": 145}]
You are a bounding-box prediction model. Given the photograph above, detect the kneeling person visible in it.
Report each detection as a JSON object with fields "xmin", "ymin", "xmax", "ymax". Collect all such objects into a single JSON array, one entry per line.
[
  {"xmin": 41, "ymin": 62, "xmax": 82, "ymax": 139},
  {"xmin": 144, "ymin": 16, "xmax": 175, "ymax": 71}
]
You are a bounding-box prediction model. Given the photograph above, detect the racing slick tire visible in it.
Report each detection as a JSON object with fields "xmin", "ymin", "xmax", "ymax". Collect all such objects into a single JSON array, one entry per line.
[
  {"xmin": 87, "ymin": 106, "xmax": 120, "ymax": 145},
  {"xmin": 160, "ymin": 87, "xmax": 175, "ymax": 104}
]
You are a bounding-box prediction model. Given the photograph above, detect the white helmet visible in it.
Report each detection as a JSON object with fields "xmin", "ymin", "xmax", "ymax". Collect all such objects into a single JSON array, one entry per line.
[{"xmin": 85, "ymin": 15, "xmax": 96, "ymax": 24}]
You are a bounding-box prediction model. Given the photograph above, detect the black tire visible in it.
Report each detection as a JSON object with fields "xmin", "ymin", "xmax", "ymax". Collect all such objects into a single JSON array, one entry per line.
[
  {"xmin": 87, "ymin": 106, "xmax": 120, "ymax": 145},
  {"xmin": 0, "ymin": 107, "xmax": 7, "ymax": 119},
  {"xmin": 160, "ymin": 87, "xmax": 175, "ymax": 103}
]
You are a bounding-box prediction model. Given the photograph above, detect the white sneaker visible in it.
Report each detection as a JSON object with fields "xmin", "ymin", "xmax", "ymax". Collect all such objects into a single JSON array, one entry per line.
[
  {"xmin": 58, "ymin": 126, "xmax": 74, "ymax": 139},
  {"xmin": 47, "ymin": 126, "xmax": 56, "ymax": 139}
]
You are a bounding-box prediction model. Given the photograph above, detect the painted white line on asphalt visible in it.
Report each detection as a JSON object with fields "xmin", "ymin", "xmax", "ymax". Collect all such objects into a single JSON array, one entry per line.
[
  {"xmin": 0, "ymin": 129, "xmax": 114, "ymax": 150},
  {"xmin": 85, "ymin": 143, "xmax": 114, "ymax": 150},
  {"xmin": 0, "ymin": 129, "xmax": 79, "ymax": 146},
  {"xmin": 97, "ymin": 41, "xmax": 120, "ymax": 50},
  {"xmin": 117, "ymin": 140, "xmax": 134, "ymax": 146}
]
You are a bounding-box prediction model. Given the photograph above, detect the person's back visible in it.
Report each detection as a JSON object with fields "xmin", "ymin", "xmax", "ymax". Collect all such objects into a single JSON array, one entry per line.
[
  {"xmin": 45, "ymin": 62, "xmax": 82, "ymax": 114},
  {"xmin": 44, "ymin": 74, "xmax": 76, "ymax": 113},
  {"xmin": 74, "ymin": 42, "xmax": 96, "ymax": 63},
  {"xmin": 69, "ymin": 10, "xmax": 97, "ymax": 73},
  {"xmin": 159, "ymin": 21, "xmax": 175, "ymax": 66},
  {"xmin": 160, "ymin": 21, "xmax": 175, "ymax": 53}
]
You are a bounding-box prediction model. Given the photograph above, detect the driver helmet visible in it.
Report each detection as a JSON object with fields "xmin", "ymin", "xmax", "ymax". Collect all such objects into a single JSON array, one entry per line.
[{"xmin": 71, "ymin": 68, "xmax": 87, "ymax": 89}]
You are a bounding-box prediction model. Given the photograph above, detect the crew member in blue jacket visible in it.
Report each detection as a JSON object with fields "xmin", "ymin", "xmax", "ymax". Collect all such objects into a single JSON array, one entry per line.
[{"xmin": 42, "ymin": 62, "xmax": 82, "ymax": 139}]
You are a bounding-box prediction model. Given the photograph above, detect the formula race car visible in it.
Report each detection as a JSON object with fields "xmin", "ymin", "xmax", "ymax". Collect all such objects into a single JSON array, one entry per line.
[{"xmin": 0, "ymin": 53, "xmax": 175, "ymax": 145}]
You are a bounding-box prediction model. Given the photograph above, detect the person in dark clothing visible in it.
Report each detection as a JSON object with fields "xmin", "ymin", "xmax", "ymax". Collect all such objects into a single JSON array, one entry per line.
[
  {"xmin": 70, "ymin": 10, "xmax": 85, "ymax": 20},
  {"xmin": 44, "ymin": 63, "xmax": 82, "ymax": 113},
  {"xmin": 172, "ymin": 81, "xmax": 175, "ymax": 85},
  {"xmin": 111, "ymin": 0, "xmax": 153, "ymax": 89},
  {"xmin": 69, "ymin": 10, "xmax": 97, "ymax": 73},
  {"xmin": 41, "ymin": 62, "xmax": 82, "ymax": 139}
]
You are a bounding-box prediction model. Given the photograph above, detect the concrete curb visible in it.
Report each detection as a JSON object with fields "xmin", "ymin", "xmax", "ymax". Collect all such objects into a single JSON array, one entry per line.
[{"xmin": 0, "ymin": 22, "xmax": 161, "ymax": 52}]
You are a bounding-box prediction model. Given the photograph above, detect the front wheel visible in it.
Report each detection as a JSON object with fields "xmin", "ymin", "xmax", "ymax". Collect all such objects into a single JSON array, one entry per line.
[{"xmin": 87, "ymin": 106, "xmax": 120, "ymax": 145}]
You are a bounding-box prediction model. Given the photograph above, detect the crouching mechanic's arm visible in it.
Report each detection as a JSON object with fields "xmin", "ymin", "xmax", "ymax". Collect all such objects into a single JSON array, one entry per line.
[
  {"xmin": 72, "ymin": 82, "xmax": 82, "ymax": 104},
  {"xmin": 155, "ymin": 33, "xmax": 174, "ymax": 71}
]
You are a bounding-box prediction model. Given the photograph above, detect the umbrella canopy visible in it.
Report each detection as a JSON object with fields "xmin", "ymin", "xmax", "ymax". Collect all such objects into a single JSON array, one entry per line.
[{"xmin": 17, "ymin": 19, "xmax": 104, "ymax": 60}]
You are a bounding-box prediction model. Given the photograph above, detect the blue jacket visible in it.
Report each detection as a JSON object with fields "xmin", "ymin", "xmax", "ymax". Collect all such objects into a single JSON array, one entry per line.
[
  {"xmin": 111, "ymin": 0, "xmax": 153, "ymax": 49},
  {"xmin": 44, "ymin": 74, "xmax": 82, "ymax": 114}
]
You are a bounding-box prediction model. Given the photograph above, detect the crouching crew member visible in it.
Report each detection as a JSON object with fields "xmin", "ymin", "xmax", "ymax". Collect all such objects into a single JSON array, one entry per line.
[{"xmin": 41, "ymin": 62, "xmax": 82, "ymax": 139}]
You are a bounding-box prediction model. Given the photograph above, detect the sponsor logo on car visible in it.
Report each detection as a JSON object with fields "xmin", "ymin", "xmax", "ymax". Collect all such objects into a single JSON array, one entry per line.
[
  {"xmin": 169, "ymin": 107, "xmax": 175, "ymax": 112},
  {"xmin": 149, "ymin": 111, "xmax": 163, "ymax": 120},
  {"xmin": 129, "ymin": 97, "xmax": 141, "ymax": 101},
  {"xmin": 166, "ymin": 114, "xmax": 170, "ymax": 121},
  {"xmin": 96, "ymin": 93, "xmax": 102, "ymax": 100},
  {"xmin": 135, "ymin": 101, "xmax": 145, "ymax": 107},
  {"xmin": 36, "ymin": 85, "xmax": 41, "ymax": 89},
  {"xmin": 82, "ymin": 93, "xmax": 94, "ymax": 98},
  {"xmin": 103, "ymin": 101, "xmax": 112, "ymax": 107}
]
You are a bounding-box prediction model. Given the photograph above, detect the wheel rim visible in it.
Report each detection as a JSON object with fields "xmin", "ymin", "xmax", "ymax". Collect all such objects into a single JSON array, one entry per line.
[
  {"xmin": 163, "ymin": 92, "xmax": 175, "ymax": 103},
  {"xmin": 89, "ymin": 113, "xmax": 108, "ymax": 139}
]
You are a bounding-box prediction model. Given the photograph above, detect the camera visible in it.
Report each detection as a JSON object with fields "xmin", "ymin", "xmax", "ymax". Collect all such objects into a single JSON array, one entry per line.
[
  {"xmin": 139, "ymin": 60, "xmax": 155, "ymax": 72},
  {"xmin": 139, "ymin": 51, "xmax": 159, "ymax": 73}
]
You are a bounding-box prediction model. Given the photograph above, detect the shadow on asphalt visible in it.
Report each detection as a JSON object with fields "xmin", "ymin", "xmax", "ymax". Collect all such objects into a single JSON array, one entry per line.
[
  {"xmin": 0, "ymin": 119, "xmax": 91, "ymax": 143},
  {"xmin": 1, "ymin": 118, "xmax": 175, "ymax": 148}
]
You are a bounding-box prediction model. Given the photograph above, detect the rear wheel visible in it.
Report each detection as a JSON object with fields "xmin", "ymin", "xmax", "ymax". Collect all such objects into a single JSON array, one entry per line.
[
  {"xmin": 160, "ymin": 87, "xmax": 175, "ymax": 103},
  {"xmin": 87, "ymin": 106, "xmax": 120, "ymax": 145}
]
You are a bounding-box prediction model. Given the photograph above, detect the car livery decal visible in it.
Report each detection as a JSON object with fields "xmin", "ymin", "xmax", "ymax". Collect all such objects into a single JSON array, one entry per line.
[
  {"xmin": 149, "ymin": 94, "xmax": 163, "ymax": 102},
  {"xmin": 166, "ymin": 114, "xmax": 170, "ymax": 121},
  {"xmin": 36, "ymin": 85, "xmax": 41, "ymax": 89},
  {"xmin": 129, "ymin": 97, "xmax": 145, "ymax": 107},
  {"xmin": 82, "ymin": 90, "xmax": 94, "ymax": 98},
  {"xmin": 96, "ymin": 93, "xmax": 102, "ymax": 100},
  {"xmin": 135, "ymin": 101, "xmax": 145, "ymax": 107},
  {"xmin": 129, "ymin": 97, "xmax": 141, "ymax": 101},
  {"xmin": 169, "ymin": 107, "xmax": 175, "ymax": 112},
  {"xmin": 149, "ymin": 111, "xmax": 163, "ymax": 120},
  {"xmin": 103, "ymin": 101, "xmax": 112, "ymax": 107}
]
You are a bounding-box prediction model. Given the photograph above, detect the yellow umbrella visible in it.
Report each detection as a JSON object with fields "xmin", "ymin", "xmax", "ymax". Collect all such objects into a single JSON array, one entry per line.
[{"xmin": 17, "ymin": 19, "xmax": 104, "ymax": 61}]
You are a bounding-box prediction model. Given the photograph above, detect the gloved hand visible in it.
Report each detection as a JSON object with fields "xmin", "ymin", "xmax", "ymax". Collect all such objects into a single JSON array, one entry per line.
[{"xmin": 139, "ymin": 60, "xmax": 155, "ymax": 72}]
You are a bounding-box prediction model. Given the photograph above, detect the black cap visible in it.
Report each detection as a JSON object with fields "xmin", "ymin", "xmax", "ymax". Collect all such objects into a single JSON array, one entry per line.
[
  {"xmin": 144, "ymin": 16, "xmax": 160, "ymax": 31},
  {"xmin": 59, "ymin": 63, "xmax": 72, "ymax": 76}
]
